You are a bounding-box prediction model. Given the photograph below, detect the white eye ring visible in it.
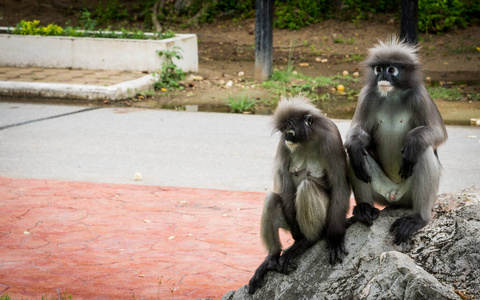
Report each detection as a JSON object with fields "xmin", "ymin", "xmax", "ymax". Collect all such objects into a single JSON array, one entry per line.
[
  {"xmin": 374, "ymin": 66, "xmax": 382, "ymax": 75},
  {"xmin": 387, "ymin": 66, "xmax": 399, "ymax": 76}
]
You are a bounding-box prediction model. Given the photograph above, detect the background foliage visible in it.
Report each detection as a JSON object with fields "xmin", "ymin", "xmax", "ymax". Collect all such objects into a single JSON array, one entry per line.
[
  {"xmin": 65, "ymin": 0, "xmax": 478, "ymax": 33},
  {"xmin": 139, "ymin": 0, "xmax": 477, "ymax": 32}
]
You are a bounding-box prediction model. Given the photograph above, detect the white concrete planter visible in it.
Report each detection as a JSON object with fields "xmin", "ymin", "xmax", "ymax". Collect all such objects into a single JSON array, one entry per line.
[{"xmin": 0, "ymin": 28, "xmax": 198, "ymax": 72}]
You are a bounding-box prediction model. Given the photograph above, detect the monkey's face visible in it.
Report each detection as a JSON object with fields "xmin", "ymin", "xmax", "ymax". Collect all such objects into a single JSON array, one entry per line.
[
  {"xmin": 281, "ymin": 113, "xmax": 314, "ymax": 150},
  {"xmin": 372, "ymin": 64, "xmax": 400, "ymax": 96}
]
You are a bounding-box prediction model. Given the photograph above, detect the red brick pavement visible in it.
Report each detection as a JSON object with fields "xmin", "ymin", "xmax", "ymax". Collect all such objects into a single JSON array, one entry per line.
[
  {"xmin": 0, "ymin": 177, "xmax": 358, "ymax": 299},
  {"xmin": 0, "ymin": 177, "xmax": 301, "ymax": 300}
]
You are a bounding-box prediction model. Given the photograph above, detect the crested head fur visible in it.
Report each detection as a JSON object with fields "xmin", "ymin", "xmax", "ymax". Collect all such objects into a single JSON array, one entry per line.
[
  {"xmin": 362, "ymin": 35, "xmax": 423, "ymax": 92},
  {"xmin": 272, "ymin": 95, "xmax": 323, "ymax": 132},
  {"xmin": 363, "ymin": 35, "xmax": 420, "ymax": 68}
]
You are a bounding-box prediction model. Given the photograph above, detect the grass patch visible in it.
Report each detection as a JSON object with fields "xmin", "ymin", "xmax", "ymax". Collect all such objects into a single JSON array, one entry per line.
[
  {"xmin": 427, "ymin": 86, "xmax": 463, "ymax": 101},
  {"xmin": 227, "ymin": 94, "xmax": 256, "ymax": 113},
  {"xmin": 260, "ymin": 67, "xmax": 360, "ymax": 105}
]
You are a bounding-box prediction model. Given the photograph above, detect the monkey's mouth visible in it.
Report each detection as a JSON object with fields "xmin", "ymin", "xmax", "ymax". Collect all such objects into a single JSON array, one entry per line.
[
  {"xmin": 378, "ymin": 80, "xmax": 393, "ymax": 93},
  {"xmin": 285, "ymin": 140, "xmax": 299, "ymax": 149}
]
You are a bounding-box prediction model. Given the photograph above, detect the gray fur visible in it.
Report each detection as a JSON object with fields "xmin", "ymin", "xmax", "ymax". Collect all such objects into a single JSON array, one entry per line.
[
  {"xmin": 345, "ymin": 37, "xmax": 447, "ymax": 244},
  {"xmin": 249, "ymin": 95, "xmax": 351, "ymax": 294}
]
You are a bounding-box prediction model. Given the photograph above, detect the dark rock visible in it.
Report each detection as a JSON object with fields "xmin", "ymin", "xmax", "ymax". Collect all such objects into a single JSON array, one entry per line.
[{"xmin": 223, "ymin": 188, "xmax": 480, "ymax": 300}]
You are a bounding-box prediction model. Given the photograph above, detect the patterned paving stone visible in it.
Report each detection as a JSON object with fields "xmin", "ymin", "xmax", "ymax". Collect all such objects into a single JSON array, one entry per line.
[
  {"xmin": 0, "ymin": 67, "xmax": 147, "ymax": 86},
  {"xmin": 0, "ymin": 177, "xmax": 357, "ymax": 299},
  {"xmin": 0, "ymin": 177, "xmax": 269, "ymax": 299}
]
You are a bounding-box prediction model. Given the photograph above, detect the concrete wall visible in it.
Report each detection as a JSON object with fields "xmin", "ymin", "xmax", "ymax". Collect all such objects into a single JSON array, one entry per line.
[{"xmin": 0, "ymin": 30, "xmax": 198, "ymax": 72}]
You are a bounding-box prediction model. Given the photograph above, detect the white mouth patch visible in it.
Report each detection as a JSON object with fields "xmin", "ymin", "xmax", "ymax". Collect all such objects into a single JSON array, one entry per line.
[
  {"xmin": 285, "ymin": 140, "xmax": 298, "ymax": 150},
  {"xmin": 378, "ymin": 80, "xmax": 393, "ymax": 93}
]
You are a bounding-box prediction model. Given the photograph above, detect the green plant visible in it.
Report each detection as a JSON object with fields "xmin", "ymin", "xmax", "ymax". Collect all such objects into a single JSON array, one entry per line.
[
  {"xmin": 273, "ymin": 0, "xmax": 331, "ymax": 30},
  {"xmin": 227, "ymin": 94, "xmax": 256, "ymax": 113},
  {"xmin": 78, "ymin": 9, "xmax": 97, "ymax": 31},
  {"xmin": 153, "ymin": 47, "xmax": 186, "ymax": 90},
  {"xmin": 13, "ymin": 20, "xmax": 63, "ymax": 36},
  {"xmin": 93, "ymin": 0, "xmax": 130, "ymax": 25},
  {"xmin": 11, "ymin": 19, "xmax": 176, "ymax": 40}
]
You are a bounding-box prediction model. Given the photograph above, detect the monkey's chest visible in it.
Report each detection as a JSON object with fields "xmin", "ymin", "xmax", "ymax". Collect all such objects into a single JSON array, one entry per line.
[
  {"xmin": 289, "ymin": 153, "xmax": 326, "ymax": 188},
  {"xmin": 374, "ymin": 110, "xmax": 412, "ymax": 182}
]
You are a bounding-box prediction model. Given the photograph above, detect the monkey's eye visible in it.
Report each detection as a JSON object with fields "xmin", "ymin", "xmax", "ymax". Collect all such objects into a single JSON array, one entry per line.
[
  {"xmin": 304, "ymin": 114, "xmax": 314, "ymax": 126},
  {"xmin": 374, "ymin": 66, "xmax": 382, "ymax": 75},
  {"xmin": 387, "ymin": 66, "xmax": 399, "ymax": 76}
]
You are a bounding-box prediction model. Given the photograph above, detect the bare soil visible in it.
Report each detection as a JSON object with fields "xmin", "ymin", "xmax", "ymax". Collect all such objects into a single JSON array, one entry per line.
[{"xmin": 1, "ymin": 2, "xmax": 479, "ymax": 122}]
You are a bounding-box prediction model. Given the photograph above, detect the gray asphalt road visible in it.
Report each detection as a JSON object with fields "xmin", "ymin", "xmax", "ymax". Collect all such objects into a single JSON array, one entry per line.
[{"xmin": 0, "ymin": 102, "xmax": 478, "ymax": 194}]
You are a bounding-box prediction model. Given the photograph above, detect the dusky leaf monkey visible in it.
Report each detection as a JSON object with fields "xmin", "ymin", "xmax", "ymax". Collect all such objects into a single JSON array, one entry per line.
[
  {"xmin": 345, "ymin": 36, "xmax": 447, "ymax": 245},
  {"xmin": 249, "ymin": 96, "xmax": 350, "ymax": 294}
]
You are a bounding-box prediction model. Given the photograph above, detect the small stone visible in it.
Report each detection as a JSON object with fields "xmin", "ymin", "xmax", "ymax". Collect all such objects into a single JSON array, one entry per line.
[
  {"xmin": 353, "ymin": 71, "xmax": 360, "ymax": 77},
  {"xmin": 343, "ymin": 70, "xmax": 349, "ymax": 76},
  {"xmin": 321, "ymin": 59, "xmax": 328, "ymax": 63},
  {"xmin": 134, "ymin": 172, "xmax": 142, "ymax": 181},
  {"xmin": 299, "ymin": 63, "xmax": 309, "ymax": 67},
  {"xmin": 238, "ymin": 71, "xmax": 245, "ymax": 77},
  {"xmin": 226, "ymin": 80, "xmax": 233, "ymax": 87}
]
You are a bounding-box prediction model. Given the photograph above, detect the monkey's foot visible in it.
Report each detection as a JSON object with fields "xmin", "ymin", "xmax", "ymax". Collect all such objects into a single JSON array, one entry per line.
[
  {"xmin": 350, "ymin": 203, "xmax": 380, "ymax": 227},
  {"xmin": 327, "ymin": 234, "xmax": 348, "ymax": 265},
  {"xmin": 389, "ymin": 214, "xmax": 427, "ymax": 245},
  {"xmin": 248, "ymin": 255, "xmax": 280, "ymax": 294}
]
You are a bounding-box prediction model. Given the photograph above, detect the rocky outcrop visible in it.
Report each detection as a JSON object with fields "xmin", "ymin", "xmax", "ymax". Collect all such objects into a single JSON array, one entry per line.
[{"xmin": 222, "ymin": 188, "xmax": 480, "ymax": 300}]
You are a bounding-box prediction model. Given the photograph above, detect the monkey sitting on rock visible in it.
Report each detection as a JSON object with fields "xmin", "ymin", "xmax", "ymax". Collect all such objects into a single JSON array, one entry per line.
[
  {"xmin": 345, "ymin": 36, "xmax": 448, "ymax": 245},
  {"xmin": 248, "ymin": 96, "xmax": 351, "ymax": 294}
]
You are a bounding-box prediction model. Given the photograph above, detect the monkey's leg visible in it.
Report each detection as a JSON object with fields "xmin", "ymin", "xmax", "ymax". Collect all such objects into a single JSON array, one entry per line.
[
  {"xmin": 277, "ymin": 180, "xmax": 328, "ymax": 273},
  {"xmin": 278, "ymin": 238, "xmax": 315, "ymax": 274},
  {"xmin": 348, "ymin": 159, "xmax": 380, "ymax": 226},
  {"xmin": 390, "ymin": 147, "xmax": 440, "ymax": 244},
  {"xmin": 249, "ymin": 192, "xmax": 287, "ymax": 294},
  {"xmin": 365, "ymin": 155, "xmax": 409, "ymax": 203}
]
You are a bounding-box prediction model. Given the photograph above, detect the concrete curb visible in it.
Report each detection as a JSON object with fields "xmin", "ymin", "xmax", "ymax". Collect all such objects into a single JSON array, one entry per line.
[{"xmin": 0, "ymin": 73, "xmax": 155, "ymax": 100}]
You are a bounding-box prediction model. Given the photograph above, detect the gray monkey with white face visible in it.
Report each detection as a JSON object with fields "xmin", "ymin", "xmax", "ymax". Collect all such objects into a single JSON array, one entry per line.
[
  {"xmin": 345, "ymin": 37, "xmax": 447, "ymax": 245},
  {"xmin": 248, "ymin": 96, "xmax": 350, "ymax": 294}
]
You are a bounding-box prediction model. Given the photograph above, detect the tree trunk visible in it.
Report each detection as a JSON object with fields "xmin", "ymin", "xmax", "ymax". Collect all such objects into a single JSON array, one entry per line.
[
  {"xmin": 255, "ymin": 0, "xmax": 273, "ymax": 81},
  {"xmin": 152, "ymin": 0, "xmax": 165, "ymax": 33},
  {"xmin": 400, "ymin": 0, "xmax": 418, "ymax": 44}
]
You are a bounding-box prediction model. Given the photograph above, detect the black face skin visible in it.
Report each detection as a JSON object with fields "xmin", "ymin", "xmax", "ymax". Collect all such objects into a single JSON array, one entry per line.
[
  {"xmin": 374, "ymin": 64, "xmax": 399, "ymax": 85},
  {"xmin": 368, "ymin": 62, "xmax": 416, "ymax": 91},
  {"xmin": 281, "ymin": 113, "xmax": 314, "ymax": 144}
]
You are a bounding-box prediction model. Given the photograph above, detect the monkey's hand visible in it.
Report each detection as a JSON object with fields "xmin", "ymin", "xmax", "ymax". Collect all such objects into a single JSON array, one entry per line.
[
  {"xmin": 327, "ymin": 234, "xmax": 348, "ymax": 264},
  {"xmin": 399, "ymin": 136, "xmax": 425, "ymax": 179},
  {"xmin": 349, "ymin": 203, "xmax": 380, "ymax": 227},
  {"xmin": 390, "ymin": 214, "xmax": 428, "ymax": 245},
  {"xmin": 347, "ymin": 145, "xmax": 372, "ymax": 183}
]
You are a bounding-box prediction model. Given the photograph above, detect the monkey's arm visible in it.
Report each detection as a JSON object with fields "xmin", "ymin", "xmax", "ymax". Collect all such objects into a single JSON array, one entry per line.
[
  {"xmin": 345, "ymin": 126, "xmax": 372, "ymax": 183},
  {"xmin": 399, "ymin": 91, "xmax": 448, "ymax": 179},
  {"xmin": 345, "ymin": 91, "xmax": 374, "ymax": 183},
  {"xmin": 325, "ymin": 132, "xmax": 351, "ymax": 264}
]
